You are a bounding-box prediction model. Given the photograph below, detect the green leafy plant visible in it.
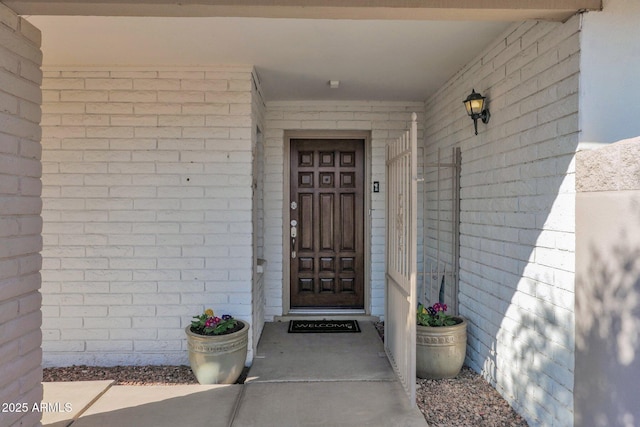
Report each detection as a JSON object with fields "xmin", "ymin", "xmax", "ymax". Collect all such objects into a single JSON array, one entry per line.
[
  {"xmin": 190, "ymin": 308, "xmax": 238, "ymax": 336},
  {"xmin": 417, "ymin": 302, "xmax": 459, "ymax": 327}
]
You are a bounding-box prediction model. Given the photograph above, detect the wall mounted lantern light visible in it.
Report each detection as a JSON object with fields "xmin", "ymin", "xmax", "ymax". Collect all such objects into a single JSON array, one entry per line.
[{"xmin": 463, "ymin": 89, "xmax": 490, "ymax": 135}]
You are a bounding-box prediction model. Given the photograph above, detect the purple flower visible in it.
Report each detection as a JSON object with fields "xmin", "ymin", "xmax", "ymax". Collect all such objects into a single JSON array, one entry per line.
[{"xmin": 222, "ymin": 314, "xmax": 232, "ymax": 320}]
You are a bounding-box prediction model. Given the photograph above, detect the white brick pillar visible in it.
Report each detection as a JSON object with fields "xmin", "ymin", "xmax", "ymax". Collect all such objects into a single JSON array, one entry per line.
[{"xmin": 0, "ymin": 4, "xmax": 43, "ymax": 427}]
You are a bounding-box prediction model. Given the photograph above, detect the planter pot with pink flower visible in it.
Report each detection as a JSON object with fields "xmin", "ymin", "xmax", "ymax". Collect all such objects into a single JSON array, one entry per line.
[
  {"xmin": 416, "ymin": 302, "xmax": 467, "ymax": 379},
  {"xmin": 185, "ymin": 309, "xmax": 249, "ymax": 385}
]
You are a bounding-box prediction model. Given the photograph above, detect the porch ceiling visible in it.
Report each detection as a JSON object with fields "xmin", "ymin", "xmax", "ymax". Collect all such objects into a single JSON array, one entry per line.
[
  {"xmin": 6, "ymin": 0, "xmax": 602, "ymax": 20},
  {"xmin": 20, "ymin": 0, "xmax": 600, "ymax": 102}
]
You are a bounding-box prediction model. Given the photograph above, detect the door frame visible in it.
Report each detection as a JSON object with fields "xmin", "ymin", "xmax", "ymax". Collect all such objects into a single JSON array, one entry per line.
[{"xmin": 283, "ymin": 130, "xmax": 372, "ymax": 315}]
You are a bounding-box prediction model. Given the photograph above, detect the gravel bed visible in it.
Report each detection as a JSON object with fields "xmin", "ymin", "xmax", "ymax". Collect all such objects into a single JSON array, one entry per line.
[
  {"xmin": 416, "ymin": 367, "xmax": 528, "ymax": 427},
  {"xmin": 43, "ymin": 365, "xmax": 199, "ymax": 386}
]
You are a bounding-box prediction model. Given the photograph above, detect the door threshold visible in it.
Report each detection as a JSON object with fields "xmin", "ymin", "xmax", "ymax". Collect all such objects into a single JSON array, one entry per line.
[
  {"xmin": 289, "ymin": 309, "xmax": 366, "ymax": 315},
  {"xmin": 276, "ymin": 310, "xmax": 379, "ymax": 322}
]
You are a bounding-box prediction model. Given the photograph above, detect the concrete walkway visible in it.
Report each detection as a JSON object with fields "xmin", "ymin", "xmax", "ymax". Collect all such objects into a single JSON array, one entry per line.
[{"xmin": 43, "ymin": 321, "xmax": 427, "ymax": 427}]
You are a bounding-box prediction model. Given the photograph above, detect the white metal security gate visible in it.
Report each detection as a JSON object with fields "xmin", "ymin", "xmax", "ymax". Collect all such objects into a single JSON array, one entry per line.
[{"xmin": 385, "ymin": 112, "xmax": 418, "ymax": 405}]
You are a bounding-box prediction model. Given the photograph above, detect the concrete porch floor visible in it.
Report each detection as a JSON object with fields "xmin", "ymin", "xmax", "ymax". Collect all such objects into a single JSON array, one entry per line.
[{"xmin": 42, "ymin": 321, "xmax": 427, "ymax": 427}]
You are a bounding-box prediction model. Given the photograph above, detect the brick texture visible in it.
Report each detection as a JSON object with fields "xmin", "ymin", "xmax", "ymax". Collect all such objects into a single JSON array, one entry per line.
[
  {"xmin": 0, "ymin": 4, "xmax": 43, "ymax": 427},
  {"xmin": 40, "ymin": 66, "xmax": 258, "ymax": 366},
  {"xmin": 423, "ymin": 18, "xmax": 580, "ymax": 427},
  {"xmin": 251, "ymin": 76, "xmax": 266, "ymax": 358}
]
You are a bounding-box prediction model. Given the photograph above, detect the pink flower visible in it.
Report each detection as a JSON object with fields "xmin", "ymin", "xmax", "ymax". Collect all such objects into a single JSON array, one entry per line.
[{"xmin": 430, "ymin": 303, "xmax": 447, "ymax": 313}]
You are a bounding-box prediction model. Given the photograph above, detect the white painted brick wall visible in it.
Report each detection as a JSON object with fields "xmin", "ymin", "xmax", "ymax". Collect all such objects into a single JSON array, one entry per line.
[
  {"xmin": 251, "ymin": 75, "xmax": 266, "ymax": 358},
  {"xmin": 263, "ymin": 101, "xmax": 424, "ymax": 319},
  {"xmin": 423, "ymin": 18, "xmax": 580, "ymax": 427},
  {"xmin": 0, "ymin": 4, "xmax": 43, "ymax": 427},
  {"xmin": 40, "ymin": 66, "xmax": 258, "ymax": 366}
]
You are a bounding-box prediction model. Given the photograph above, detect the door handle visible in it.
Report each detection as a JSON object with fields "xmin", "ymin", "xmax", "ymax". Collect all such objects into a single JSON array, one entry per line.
[{"xmin": 291, "ymin": 225, "xmax": 297, "ymax": 258}]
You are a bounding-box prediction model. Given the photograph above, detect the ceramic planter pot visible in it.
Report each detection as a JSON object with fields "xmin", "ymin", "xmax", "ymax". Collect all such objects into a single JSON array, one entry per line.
[
  {"xmin": 416, "ymin": 316, "xmax": 467, "ymax": 379},
  {"xmin": 185, "ymin": 319, "xmax": 249, "ymax": 384}
]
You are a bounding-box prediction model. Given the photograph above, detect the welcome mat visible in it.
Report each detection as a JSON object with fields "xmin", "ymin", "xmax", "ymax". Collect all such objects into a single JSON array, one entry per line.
[{"xmin": 288, "ymin": 320, "xmax": 361, "ymax": 333}]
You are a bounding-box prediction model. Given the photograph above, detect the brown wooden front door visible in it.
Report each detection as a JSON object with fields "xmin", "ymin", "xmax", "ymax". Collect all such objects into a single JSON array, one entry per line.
[{"xmin": 290, "ymin": 139, "xmax": 365, "ymax": 309}]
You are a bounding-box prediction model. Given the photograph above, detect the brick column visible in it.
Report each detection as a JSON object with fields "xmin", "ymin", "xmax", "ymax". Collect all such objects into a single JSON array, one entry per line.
[{"xmin": 0, "ymin": 4, "xmax": 43, "ymax": 427}]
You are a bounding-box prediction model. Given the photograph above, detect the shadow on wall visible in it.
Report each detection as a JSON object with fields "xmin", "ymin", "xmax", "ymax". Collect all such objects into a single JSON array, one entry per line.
[
  {"xmin": 574, "ymin": 200, "xmax": 640, "ymax": 427},
  {"xmin": 489, "ymin": 295, "xmax": 573, "ymax": 424},
  {"xmin": 456, "ymin": 144, "xmax": 578, "ymax": 426}
]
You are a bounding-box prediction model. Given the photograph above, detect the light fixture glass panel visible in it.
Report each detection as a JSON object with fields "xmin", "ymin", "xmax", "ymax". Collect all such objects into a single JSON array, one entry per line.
[
  {"xmin": 464, "ymin": 101, "xmax": 473, "ymax": 116},
  {"xmin": 469, "ymin": 98, "xmax": 484, "ymax": 114}
]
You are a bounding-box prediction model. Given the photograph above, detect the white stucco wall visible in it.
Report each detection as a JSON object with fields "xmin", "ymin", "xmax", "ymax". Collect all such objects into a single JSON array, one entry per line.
[
  {"xmin": 580, "ymin": 0, "xmax": 640, "ymax": 144},
  {"xmin": 0, "ymin": 4, "xmax": 43, "ymax": 427},
  {"xmin": 424, "ymin": 18, "xmax": 581, "ymax": 427},
  {"xmin": 263, "ymin": 101, "xmax": 424, "ymax": 319},
  {"xmin": 39, "ymin": 66, "xmax": 258, "ymax": 366},
  {"xmin": 575, "ymin": 137, "xmax": 640, "ymax": 427}
]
